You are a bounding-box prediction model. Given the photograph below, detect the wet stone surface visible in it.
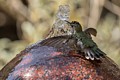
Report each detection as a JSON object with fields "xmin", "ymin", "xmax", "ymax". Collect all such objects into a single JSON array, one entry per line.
[
  {"xmin": 5, "ymin": 50, "xmax": 103, "ymax": 80},
  {"xmin": 0, "ymin": 36, "xmax": 120, "ymax": 80}
]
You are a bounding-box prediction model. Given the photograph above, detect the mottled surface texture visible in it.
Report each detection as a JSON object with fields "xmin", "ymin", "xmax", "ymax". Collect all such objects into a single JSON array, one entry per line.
[{"xmin": 0, "ymin": 36, "xmax": 120, "ymax": 80}]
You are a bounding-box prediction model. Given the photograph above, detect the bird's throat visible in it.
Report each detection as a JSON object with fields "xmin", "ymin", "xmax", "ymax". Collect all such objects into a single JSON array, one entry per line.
[{"xmin": 75, "ymin": 27, "xmax": 82, "ymax": 33}]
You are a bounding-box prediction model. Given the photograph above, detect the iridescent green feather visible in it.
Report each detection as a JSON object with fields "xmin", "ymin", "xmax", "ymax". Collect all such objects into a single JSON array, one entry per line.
[{"xmin": 75, "ymin": 32, "xmax": 97, "ymax": 48}]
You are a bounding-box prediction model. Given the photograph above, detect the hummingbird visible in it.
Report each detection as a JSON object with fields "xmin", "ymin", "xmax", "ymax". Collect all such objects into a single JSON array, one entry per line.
[{"xmin": 66, "ymin": 21, "xmax": 106, "ymax": 60}]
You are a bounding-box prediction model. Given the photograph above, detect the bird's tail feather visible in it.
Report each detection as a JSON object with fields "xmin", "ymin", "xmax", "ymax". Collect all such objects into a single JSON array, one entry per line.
[
  {"xmin": 84, "ymin": 50, "xmax": 90, "ymax": 59},
  {"xmin": 96, "ymin": 48, "xmax": 106, "ymax": 56},
  {"xmin": 84, "ymin": 49, "xmax": 94, "ymax": 60},
  {"xmin": 90, "ymin": 50, "xmax": 100, "ymax": 60},
  {"xmin": 84, "ymin": 48, "xmax": 105, "ymax": 60}
]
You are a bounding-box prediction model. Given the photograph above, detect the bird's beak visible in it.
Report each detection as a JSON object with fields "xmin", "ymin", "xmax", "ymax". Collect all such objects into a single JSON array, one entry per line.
[
  {"xmin": 65, "ymin": 20, "xmax": 71, "ymax": 24},
  {"xmin": 64, "ymin": 20, "xmax": 73, "ymax": 27}
]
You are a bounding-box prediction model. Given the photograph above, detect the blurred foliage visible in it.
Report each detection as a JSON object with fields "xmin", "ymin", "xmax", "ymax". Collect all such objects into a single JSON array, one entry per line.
[{"xmin": 0, "ymin": 0, "xmax": 120, "ymax": 69}]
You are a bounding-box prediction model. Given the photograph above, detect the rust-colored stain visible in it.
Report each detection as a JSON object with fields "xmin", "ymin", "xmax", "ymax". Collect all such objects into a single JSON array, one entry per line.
[
  {"xmin": 4, "ymin": 52, "xmax": 103, "ymax": 80},
  {"xmin": 0, "ymin": 37, "xmax": 120, "ymax": 80}
]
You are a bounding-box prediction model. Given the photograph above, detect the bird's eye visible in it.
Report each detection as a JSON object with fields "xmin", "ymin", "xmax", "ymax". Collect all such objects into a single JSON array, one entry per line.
[{"xmin": 80, "ymin": 38, "xmax": 82, "ymax": 41}]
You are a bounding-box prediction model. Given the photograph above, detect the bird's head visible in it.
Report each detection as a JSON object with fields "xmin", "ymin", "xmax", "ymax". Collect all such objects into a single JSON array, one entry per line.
[{"xmin": 65, "ymin": 21, "xmax": 82, "ymax": 33}]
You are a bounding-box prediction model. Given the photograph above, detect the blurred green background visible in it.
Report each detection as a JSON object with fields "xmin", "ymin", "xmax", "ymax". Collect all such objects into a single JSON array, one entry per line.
[{"xmin": 0, "ymin": 0, "xmax": 120, "ymax": 69}]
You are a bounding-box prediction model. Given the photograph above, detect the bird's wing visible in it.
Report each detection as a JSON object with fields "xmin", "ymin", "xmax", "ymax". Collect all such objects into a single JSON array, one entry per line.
[
  {"xmin": 84, "ymin": 28, "xmax": 97, "ymax": 37},
  {"xmin": 40, "ymin": 35, "xmax": 78, "ymax": 51}
]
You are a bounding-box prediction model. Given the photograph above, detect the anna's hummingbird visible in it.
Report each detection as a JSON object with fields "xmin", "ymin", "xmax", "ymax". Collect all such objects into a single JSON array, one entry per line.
[{"xmin": 66, "ymin": 21, "xmax": 106, "ymax": 60}]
